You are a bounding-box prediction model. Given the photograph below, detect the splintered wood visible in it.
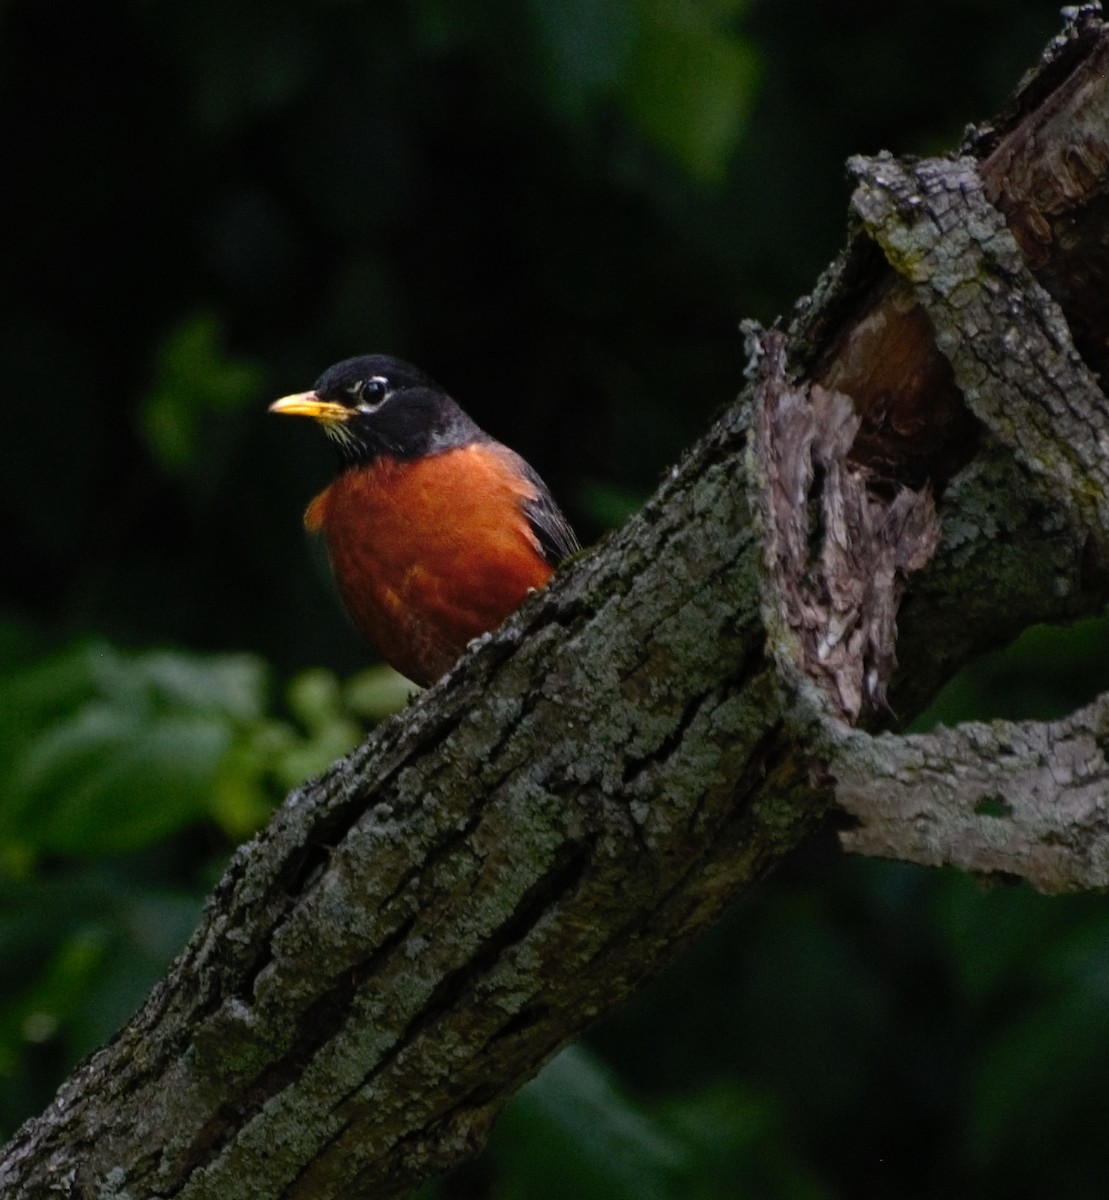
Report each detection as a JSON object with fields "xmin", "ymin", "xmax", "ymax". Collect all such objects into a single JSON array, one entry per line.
[{"xmin": 751, "ymin": 330, "xmax": 940, "ymax": 721}]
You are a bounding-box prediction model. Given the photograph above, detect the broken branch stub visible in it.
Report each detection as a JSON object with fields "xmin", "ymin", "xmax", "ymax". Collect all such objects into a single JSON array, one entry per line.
[
  {"xmin": 849, "ymin": 152, "xmax": 1109, "ymax": 562},
  {"xmin": 803, "ymin": 30, "xmax": 1109, "ymax": 889}
]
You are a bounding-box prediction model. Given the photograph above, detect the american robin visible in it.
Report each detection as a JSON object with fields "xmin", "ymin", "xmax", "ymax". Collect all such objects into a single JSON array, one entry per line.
[{"xmin": 270, "ymin": 354, "xmax": 579, "ymax": 686}]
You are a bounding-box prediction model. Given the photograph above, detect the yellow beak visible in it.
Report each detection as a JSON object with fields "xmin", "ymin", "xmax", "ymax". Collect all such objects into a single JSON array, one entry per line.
[{"xmin": 268, "ymin": 391, "xmax": 351, "ymax": 424}]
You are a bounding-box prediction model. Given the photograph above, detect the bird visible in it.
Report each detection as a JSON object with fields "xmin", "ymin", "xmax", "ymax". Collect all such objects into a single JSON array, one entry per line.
[{"xmin": 270, "ymin": 354, "xmax": 579, "ymax": 687}]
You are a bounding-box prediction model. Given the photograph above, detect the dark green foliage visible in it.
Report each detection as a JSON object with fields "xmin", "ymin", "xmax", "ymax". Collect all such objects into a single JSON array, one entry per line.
[
  {"xmin": 0, "ymin": 635, "xmax": 408, "ymax": 1137},
  {"xmin": 1, "ymin": 1, "xmax": 1103, "ymax": 1196}
]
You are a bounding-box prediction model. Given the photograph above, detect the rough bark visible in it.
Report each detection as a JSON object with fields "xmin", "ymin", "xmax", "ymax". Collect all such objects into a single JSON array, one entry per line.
[
  {"xmin": 835, "ymin": 694, "xmax": 1109, "ymax": 894},
  {"xmin": 4, "ymin": 7, "xmax": 1109, "ymax": 1199}
]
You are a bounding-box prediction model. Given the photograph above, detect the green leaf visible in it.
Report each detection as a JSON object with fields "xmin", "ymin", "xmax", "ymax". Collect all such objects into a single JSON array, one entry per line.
[
  {"xmin": 0, "ymin": 642, "xmax": 103, "ymax": 762},
  {"xmin": 126, "ymin": 650, "xmax": 269, "ymax": 723},
  {"xmin": 491, "ymin": 1045, "xmax": 686, "ymax": 1200},
  {"xmin": 658, "ymin": 1085, "xmax": 829, "ymax": 1200},
  {"xmin": 912, "ymin": 615, "xmax": 1109, "ymax": 728},
  {"xmin": 139, "ymin": 313, "xmax": 262, "ymax": 475},
  {"xmin": 523, "ymin": 0, "xmax": 757, "ymax": 181},
  {"xmin": 621, "ymin": 0, "xmax": 758, "ymax": 181},
  {"xmin": 5, "ymin": 705, "xmax": 232, "ymax": 856},
  {"xmin": 968, "ymin": 991, "xmax": 1109, "ymax": 1168},
  {"xmin": 0, "ymin": 644, "xmax": 276, "ymax": 858},
  {"xmin": 343, "ymin": 665, "xmax": 417, "ymax": 722},
  {"xmin": 273, "ymin": 669, "xmax": 362, "ymax": 787}
]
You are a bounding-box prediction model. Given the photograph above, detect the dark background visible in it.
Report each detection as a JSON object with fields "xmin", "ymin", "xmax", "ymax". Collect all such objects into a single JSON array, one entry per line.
[{"xmin": 3, "ymin": 2, "xmax": 1109, "ymax": 1197}]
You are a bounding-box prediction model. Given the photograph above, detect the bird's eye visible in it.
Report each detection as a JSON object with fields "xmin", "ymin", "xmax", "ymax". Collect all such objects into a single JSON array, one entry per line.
[{"xmin": 356, "ymin": 376, "xmax": 388, "ymax": 406}]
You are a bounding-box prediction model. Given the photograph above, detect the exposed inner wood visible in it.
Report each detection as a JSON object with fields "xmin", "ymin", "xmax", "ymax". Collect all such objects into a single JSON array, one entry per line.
[{"xmin": 812, "ymin": 20, "xmax": 1109, "ymax": 491}]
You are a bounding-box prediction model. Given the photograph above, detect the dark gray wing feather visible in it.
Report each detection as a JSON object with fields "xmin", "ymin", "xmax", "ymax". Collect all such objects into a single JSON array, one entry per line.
[{"xmin": 517, "ymin": 459, "xmax": 580, "ymax": 566}]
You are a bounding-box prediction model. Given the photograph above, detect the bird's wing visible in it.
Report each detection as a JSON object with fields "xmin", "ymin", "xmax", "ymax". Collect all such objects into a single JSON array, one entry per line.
[{"xmin": 517, "ymin": 458, "xmax": 580, "ymax": 567}]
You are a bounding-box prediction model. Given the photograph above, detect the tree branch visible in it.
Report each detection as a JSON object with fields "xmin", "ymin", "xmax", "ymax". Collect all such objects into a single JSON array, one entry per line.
[
  {"xmin": 5, "ymin": 7, "xmax": 1109, "ymax": 1199},
  {"xmin": 849, "ymin": 151, "xmax": 1109, "ymax": 550},
  {"xmin": 835, "ymin": 695, "xmax": 1109, "ymax": 893}
]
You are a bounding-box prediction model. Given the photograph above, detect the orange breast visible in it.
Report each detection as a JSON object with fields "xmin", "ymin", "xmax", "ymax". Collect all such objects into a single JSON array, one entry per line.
[{"xmin": 306, "ymin": 444, "xmax": 554, "ymax": 686}]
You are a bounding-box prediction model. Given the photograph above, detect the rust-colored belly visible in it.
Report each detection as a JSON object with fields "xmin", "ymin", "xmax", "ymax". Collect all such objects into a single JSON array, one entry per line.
[{"xmin": 306, "ymin": 445, "xmax": 553, "ymax": 685}]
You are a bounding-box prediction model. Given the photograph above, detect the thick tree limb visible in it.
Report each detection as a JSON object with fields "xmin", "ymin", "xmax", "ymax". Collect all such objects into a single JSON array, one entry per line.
[
  {"xmin": 5, "ymin": 7, "xmax": 1109, "ymax": 1199},
  {"xmin": 2, "ymin": 388, "xmax": 827, "ymax": 1200}
]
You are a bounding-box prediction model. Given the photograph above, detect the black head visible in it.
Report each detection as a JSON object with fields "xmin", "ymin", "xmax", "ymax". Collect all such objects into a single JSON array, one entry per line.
[{"xmin": 270, "ymin": 354, "xmax": 486, "ymax": 467}]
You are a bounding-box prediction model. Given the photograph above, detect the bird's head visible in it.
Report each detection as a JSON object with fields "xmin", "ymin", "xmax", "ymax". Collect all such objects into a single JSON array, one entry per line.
[{"xmin": 269, "ymin": 354, "xmax": 483, "ymax": 466}]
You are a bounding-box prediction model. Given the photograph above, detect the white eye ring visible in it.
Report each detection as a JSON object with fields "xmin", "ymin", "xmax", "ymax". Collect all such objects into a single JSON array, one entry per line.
[{"xmin": 355, "ymin": 375, "xmax": 389, "ymax": 409}]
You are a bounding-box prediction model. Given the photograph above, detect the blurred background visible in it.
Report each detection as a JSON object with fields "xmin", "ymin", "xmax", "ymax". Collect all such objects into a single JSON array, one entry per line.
[{"xmin": 3, "ymin": 0, "xmax": 1109, "ymax": 1196}]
